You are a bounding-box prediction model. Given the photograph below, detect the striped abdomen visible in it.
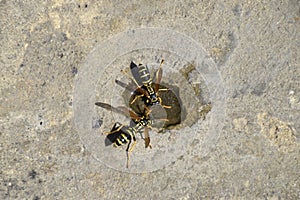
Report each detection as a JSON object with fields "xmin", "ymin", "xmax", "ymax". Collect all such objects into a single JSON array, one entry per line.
[
  {"xmin": 137, "ymin": 64, "xmax": 151, "ymax": 85},
  {"xmin": 114, "ymin": 127, "xmax": 135, "ymax": 146},
  {"xmin": 130, "ymin": 61, "xmax": 152, "ymax": 86}
]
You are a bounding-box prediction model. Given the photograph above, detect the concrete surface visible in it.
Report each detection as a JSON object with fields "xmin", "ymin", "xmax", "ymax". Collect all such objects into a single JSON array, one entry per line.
[{"xmin": 1, "ymin": 0, "xmax": 299, "ymax": 199}]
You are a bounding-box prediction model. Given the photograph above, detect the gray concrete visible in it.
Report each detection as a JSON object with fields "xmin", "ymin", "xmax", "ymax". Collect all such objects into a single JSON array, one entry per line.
[{"xmin": 1, "ymin": 0, "xmax": 299, "ymax": 199}]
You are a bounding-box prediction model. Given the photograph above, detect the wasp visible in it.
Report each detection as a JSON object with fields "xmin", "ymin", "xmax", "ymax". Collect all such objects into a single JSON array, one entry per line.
[
  {"xmin": 95, "ymin": 102, "xmax": 154, "ymax": 167},
  {"xmin": 104, "ymin": 122, "xmax": 139, "ymax": 168},
  {"xmin": 117, "ymin": 59, "xmax": 170, "ymax": 108},
  {"xmin": 95, "ymin": 102, "xmax": 153, "ymax": 147}
]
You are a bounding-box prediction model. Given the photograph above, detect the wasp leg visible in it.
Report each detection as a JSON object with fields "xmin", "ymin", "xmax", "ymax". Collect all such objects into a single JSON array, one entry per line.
[
  {"xmin": 158, "ymin": 88, "xmax": 169, "ymax": 92},
  {"xmin": 125, "ymin": 142, "xmax": 131, "ymax": 168},
  {"xmin": 126, "ymin": 138, "xmax": 137, "ymax": 168},
  {"xmin": 103, "ymin": 123, "xmax": 123, "ymax": 135},
  {"xmin": 162, "ymin": 105, "xmax": 172, "ymax": 109},
  {"xmin": 144, "ymin": 105, "xmax": 153, "ymax": 115},
  {"xmin": 157, "ymin": 97, "xmax": 172, "ymax": 109},
  {"xmin": 157, "ymin": 118, "xmax": 169, "ymax": 122},
  {"xmin": 130, "ymin": 94, "xmax": 144, "ymax": 104}
]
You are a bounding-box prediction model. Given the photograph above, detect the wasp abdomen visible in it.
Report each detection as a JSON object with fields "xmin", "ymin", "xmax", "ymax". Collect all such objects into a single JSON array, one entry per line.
[
  {"xmin": 114, "ymin": 133, "xmax": 129, "ymax": 145},
  {"xmin": 130, "ymin": 61, "xmax": 152, "ymax": 86},
  {"xmin": 137, "ymin": 64, "xmax": 151, "ymax": 84}
]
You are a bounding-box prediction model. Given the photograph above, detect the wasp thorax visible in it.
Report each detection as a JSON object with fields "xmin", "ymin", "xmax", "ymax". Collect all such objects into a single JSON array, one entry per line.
[{"xmin": 150, "ymin": 94, "xmax": 158, "ymax": 102}]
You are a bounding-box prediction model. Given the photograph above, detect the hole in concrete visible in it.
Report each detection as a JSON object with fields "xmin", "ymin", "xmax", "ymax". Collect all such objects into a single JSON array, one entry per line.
[{"xmin": 92, "ymin": 49, "xmax": 215, "ymax": 172}]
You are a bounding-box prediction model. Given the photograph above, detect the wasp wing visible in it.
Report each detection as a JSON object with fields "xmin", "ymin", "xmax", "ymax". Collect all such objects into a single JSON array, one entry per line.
[
  {"xmin": 115, "ymin": 79, "xmax": 136, "ymax": 92},
  {"xmin": 153, "ymin": 59, "xmax": 164, "ymax": 92},
  {"xmin": 130, "ymin": 61, "xmax": 144, "ymax": 86},
  {"xmin": 144, "ymin": 126, "xmax": 152, "ymax": 148},
  {"xmin": 115, "ymin": 79, "xmax": 149, "ymax": 98},
  {"xmin": 95, "ymin": 102, "xmax": 141, "ymax": 120},
  {"xmin": 117, "ymin": 106, "xmax": 141, "ymax": 121}
]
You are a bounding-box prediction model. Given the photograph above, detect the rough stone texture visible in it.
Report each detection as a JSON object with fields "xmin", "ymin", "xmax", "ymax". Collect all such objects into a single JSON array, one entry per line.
[{"xmin": 1, "ymin": 0, "xmax": 299, "ymax": 199}]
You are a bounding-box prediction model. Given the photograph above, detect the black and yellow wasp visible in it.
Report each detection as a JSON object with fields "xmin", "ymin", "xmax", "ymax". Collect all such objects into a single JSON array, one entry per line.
[
  {"xmin": 117, "ymin": 59, "xmax": 170, "ymax": 108},
  {"xmin": 95, "ymin": 102, "xmax": 152, "ymax": 167},
  {"xmin": 103, "ymin": 122, "xmax": 138, "ymax": 168}
]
